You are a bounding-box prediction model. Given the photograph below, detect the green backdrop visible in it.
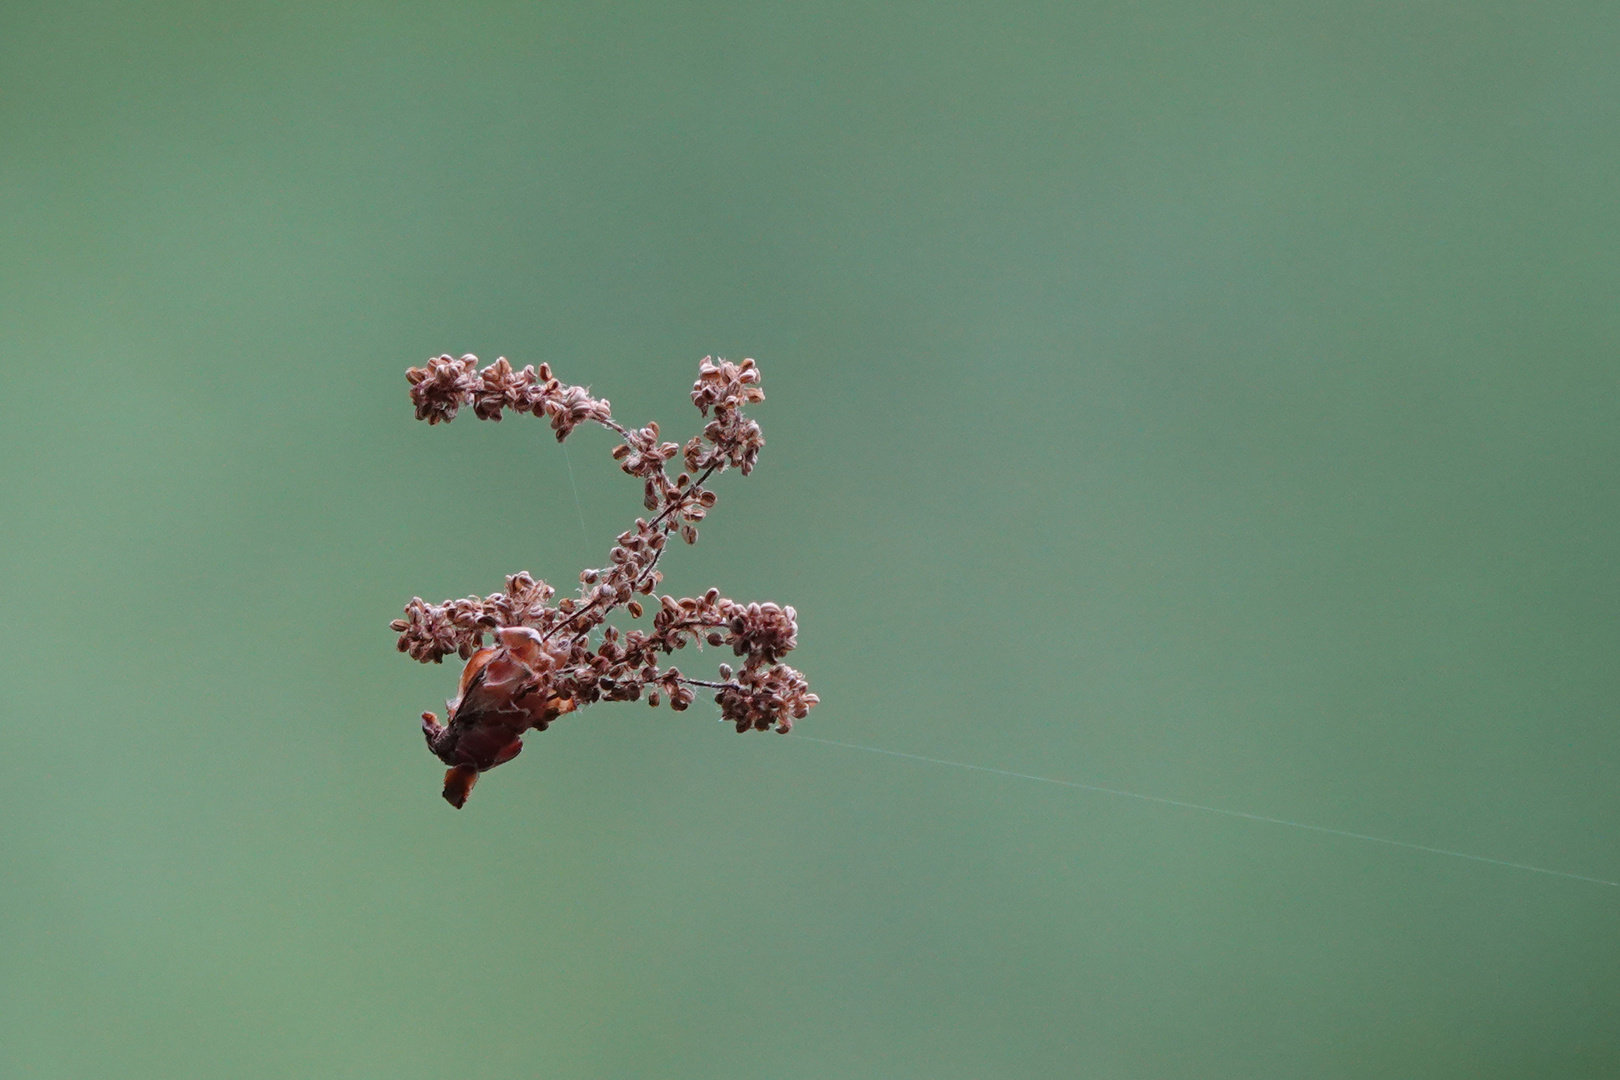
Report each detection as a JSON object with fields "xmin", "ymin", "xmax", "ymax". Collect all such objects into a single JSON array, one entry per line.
[{"xmin": 3, "ymin": 2, "xmax": 1618, "ymax": 1076}]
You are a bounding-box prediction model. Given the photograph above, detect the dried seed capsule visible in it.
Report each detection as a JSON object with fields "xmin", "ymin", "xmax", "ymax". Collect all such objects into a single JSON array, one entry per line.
[{"xmin": 628, "ymin": 601, "xmax": 643, "ymax": 618}]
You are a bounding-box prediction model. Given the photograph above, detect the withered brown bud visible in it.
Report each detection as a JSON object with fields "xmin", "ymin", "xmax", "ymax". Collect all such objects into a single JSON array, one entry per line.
[
  {"xmin": 473, "ymin": 357, "xmax": 532, "ymax": 421},
  {"xmin": 405, "ymin": 354, "xmax": 479, "ymax": 425}
]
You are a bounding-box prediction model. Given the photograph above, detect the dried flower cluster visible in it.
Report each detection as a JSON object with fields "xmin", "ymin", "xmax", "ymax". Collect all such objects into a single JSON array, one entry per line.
[
  {"xmin": 406, "ymin": 354, "xmax": 614, "ymax": 438},
  {"xmin": 394, "ymin": 354, "xmax": 816, "ymax": 807}
]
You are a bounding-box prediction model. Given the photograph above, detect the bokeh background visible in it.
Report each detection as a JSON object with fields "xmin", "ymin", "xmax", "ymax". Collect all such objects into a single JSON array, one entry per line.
[{"xmin": 3, "ymin": 2, "xmax": 1619, "ymax": 1076}]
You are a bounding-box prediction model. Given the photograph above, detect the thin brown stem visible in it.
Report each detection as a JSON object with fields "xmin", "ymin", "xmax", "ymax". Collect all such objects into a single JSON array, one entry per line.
[
  {"xmin": 677, "ymin": 676, "xmax": 740, "ymax": 690},
  {"xmin": 545, "ymin": 461, "xmax": 723, "ymax": 644}
]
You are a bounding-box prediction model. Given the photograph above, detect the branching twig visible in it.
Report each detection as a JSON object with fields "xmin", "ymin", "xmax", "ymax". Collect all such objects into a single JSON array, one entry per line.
[{"xmin": 392, "ymin": 354, "xmax": 816, "ymax": 807}]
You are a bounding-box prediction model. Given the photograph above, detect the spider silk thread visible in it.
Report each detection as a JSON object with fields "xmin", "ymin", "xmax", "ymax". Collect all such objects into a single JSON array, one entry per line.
[{"xmin": 789, "ymin": 733, "xmax": 1620, "ymax": 889}]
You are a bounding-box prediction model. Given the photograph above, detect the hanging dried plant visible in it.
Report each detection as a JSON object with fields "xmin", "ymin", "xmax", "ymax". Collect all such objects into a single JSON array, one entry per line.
[{"xmin": 393, "ymin": 354, "xmax": 816, "ymax": 807}]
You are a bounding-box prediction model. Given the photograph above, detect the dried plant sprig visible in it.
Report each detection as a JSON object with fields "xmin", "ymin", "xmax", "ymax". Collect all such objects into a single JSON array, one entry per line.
[{"xmin": 393, "ymin": 353, "xmax": 817, "ymax": 807}]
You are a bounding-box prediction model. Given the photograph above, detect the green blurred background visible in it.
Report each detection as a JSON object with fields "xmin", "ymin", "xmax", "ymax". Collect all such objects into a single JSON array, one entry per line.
[{"xmin": 3, "ymin": 1, "xmax": 1618, "ymax": 1076}]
